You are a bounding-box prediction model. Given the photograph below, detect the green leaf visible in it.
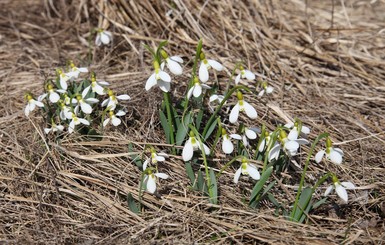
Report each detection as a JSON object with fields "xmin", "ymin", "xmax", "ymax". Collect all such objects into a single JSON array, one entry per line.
[
  {"xmin": 291, "ymin": 187, "xmax": 314, "ymax": 222},
  {"xmin": 312, "ymin": 197, "xmax": 328, "ymax": 209},
  {"xmin": 185, "ymin": 162, "xmax": 196, "ymax": 187},
  {"xmin": 159, "ymin": 110, "xmax": 170, "ymax": 144},
  {"xmin": 176, "ymin": 112, "xmax": 192, "ymax": 145},
  {"xmin": 204, "ymin": 120, "xmax": 217, "ymax": 141},
  {"xmin": 195, "ymin": 109, "xmax": 204, "ymax": 131},
  {"xmin": 127, "ymin": 192, "xmax": 140, "ymax": 214},
  {"xmin": 196, "ymin": 170, "xmax": 206, "ymax": 193},
  {"xmin": 143, "ymin": 44, "xmax": 156, "ymax": 58},
  {"xmin": 209, "ymin": 169, "xmax": 218, "ymax": 204},
  {"xmin": 249, "ymin": 166, "xmax": 273, "ymax": 205},
  {"xmin": 128, "ymin": 143, "xmax": 142, "ymax": 169}
]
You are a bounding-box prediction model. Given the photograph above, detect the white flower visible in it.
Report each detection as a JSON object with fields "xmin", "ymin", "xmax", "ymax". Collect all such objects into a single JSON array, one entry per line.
[
  {"xmin": 57, "ymin": 69, "xmax": 71, "ymax": 90},
  {"xmin": 258, "ymin": 131, "xmax": 273, "ymax": 152},
  {"xmin": 187, "ymin": 77, "xmax": 211, "ymax": 99},
  {"xmin": 315, "ymin": 138, "xmax": 344, "ymax": 165},
  {"xmin": 324, "ymin": 175, "xmax": 355, "ymax": 203},
  {"xmin": 142, "ymin": 161, "xmax": 169, "ymax": 194},
  {"xmin": 103, "ymin": 110, "xmax": 126, "ymax": 127},
  {"xmin": 39, "ymin": 83, "xmax": 60, "ymax": 103},
  {"xmin": 68, "ymin": 113, "xmax": 90, "ymax": 134},
  {"xmin": 44, "ymin": 122, "xmax": 64, "ymax": 134},
  {"xmin": 101, "ymin": 89, "xmax": 131, "ymax": 110},
  {"xmin": 284, "ymin": 121, "xmax": 311, "ymax": 140},
  {"xmin": 229, "ymin": 91, "xmax": 258, "ymax": 123},
  {"xmin": 95, "ymin": 29, "xmax": 112, "ymax": 46},
  {"xmin": 143, "ymin": 148, "xmax": 169, "ymax": 166},
  {"xmin": 160, "ymin": 50, "xmax": 183, "ymax": 75},
  {"xmin": 268, "ymin": 130, "xmax": 309, "ymax": 161},
  {"xmin": 235, "ymin": 127, "xmax": 257, "ymax": 147},
  {"xmin": 209, "ymin": 94, "xmax": 225, "ymax": 112},
  {"xmin": 56, "ymin": 90, "xmax": 71, "ymax": 105},
  {"xmin": 24, "ymin": 93, "xmax": 44, "ymax": 117},
  {"xmin": 83, "ymin": 76, "xmax": 109, "ymax": 95},
  {"xmin": 145, "ymin": 60, "xmax": 172, "ymax": 92},
  {"xmin": 234, "ymin": 158, "xmax": 260, "ymax": 183},
  {"xmin": 182, "ymin": 131, "xmax": 210, "ymax": 161},
  {"xmin": 72, "ymin": 90, "xmax": 99, "ymax": 114},
  {"xmin": 66, "ymin": 61, "xmax": 88, "ymax": 79},
  {"xmin": 258, "ymin": 82, "xmax": 274, "ymax": 97},
  {"xmin": 235, "ymin": 66, "xmax": 255, "ymax": 84},
  {"xmin": 221, "ymin": 129, "xmax": 236, "ymax": 154},
  {"xmin": 198, "ymin": 52, "xmax": 223, "ymax": 83},
  {"xmin": 58, "ymin": 101, "xmax": 72, "ymax": 120}
]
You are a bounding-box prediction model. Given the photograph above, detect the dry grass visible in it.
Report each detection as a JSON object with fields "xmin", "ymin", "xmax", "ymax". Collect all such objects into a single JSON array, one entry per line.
[{"xmin": 1, "ymin": 0, "xmax": 385, "ymax": 244}]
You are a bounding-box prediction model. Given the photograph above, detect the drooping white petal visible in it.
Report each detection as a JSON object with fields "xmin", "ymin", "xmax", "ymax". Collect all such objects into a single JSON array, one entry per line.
[
  {"xmin": 341, "ymin": 182, "xmax": 355, "ymax": 190},
  {"xmin": 158, "ymin": 79, "xmax": 171, "ymax": 92},
  {"xmin": 329, "ymin": 150, "xmax": 343, "ymax": 165},
  {"xmin": 78, "ymin": 67, "xmax": 88, "ymax": 73},
  {"xmin": 324, "ymin": 185, "xmax": 334, "ymax": 196},
  {"xmin": 202, "ymin": 143, "xmax": 211, "ymax": 155},
  {"xmin": 155, "ymin": 173, "xmax": 169, "ymax": 179},
  {"xmin": 242, "ymin": 136, "xmax": 248, "ymax": 147},
  {"xmin": 284, "ymin": 122, "xmax": 294, "ymax": 128},
  {"xmin": 170, "ymin": 56, "xmax": 183, "ymax": 63},
  {"xmin": 95, "ymin": 34, "xmax": 102, "ymax": 46},
  {"xmin": 56, "ymin": 125, "xmax": 64, "ymax": 131},
  {"xmin": 334, "ymin": 148, "xmax": 344, "ymax": 156},
  {"xmin": 296, "ymin": 139, "xmax": 309, "ymax": 145},
  {"xmin": 78, "ymin": 118, "xmax": 90, "ymax": 125},
  {"xmin": 94, "ymin": 84, "xmax": 105, "ymax": 95},
  {"xmin": 229, "ymin": 103, "xmax": 240, "ymax": 123},
  {"xmin": 44, "ymin": 128, "xmax": 51, "ymax": 134},
  {"xmin": 167, "ymin": 58, "xmax": 183, "ymax": 75},
  {"xmin": 335, "ymin": 184, "xmax": 348, "ymax": 203},
  {"xmin": 101, "ymin": 99, "xmax": 109, "ymax": 107},
  {"xmin": 85, "ymin": 98, "xmax": 99, "ymax": 104},
  {"xmin": 147, "ymin": 175, "xmax": 157, "ymax": 194},
  {"xmin": 285, "ymin": 140, "xmax": 299, "ymax": 152},
  {"xmin": 209, "ymin": 95, "xmax": 218, "ymax": 102},
  {"xmin": 116, "ymin": 94, "xmax": 130, "ymax": 100},
  {"xmin": 29, "ymin": 102, "xmax": 36, "ymax": 111},
  {"xmin": 116, "ymin": 110, "xmax": 126, "ymax": 116},
  {"xmin": 103, "ymin": 118, "xmax": 110, "ymax": 127},
  {"xmin": 101, "ymin": 32, "xmax": 111, "ymax": 44},
  {"xmin": 24, "ymin": 105, "xmax": 30, "ymax": 117},
  {"xmin": 83, "ymin": 86, "xmax": 91, "ymax": 97},
  {"xmin": 288, "ymin": 129, "xmax": 299, "ymax": 141},
  {"xmin": 230, "ymin": 134, "xmax": 242, "ymax": 140},
  {"xmin": 222, "ymin": 138, "xmax": 234, "ymax": 154},
  {"xmin": 145, "ymin": 73, "xmax": 157, "ymax": 91},
  {"xmin": 81, "ymin": 103, "xmax": 92, "ymax": 114},
  {"xmin": 245, "ymin": 129, "xmax": 257, "ymax": 139},
  {"xmin": 207, "ymin": 59, "xmax": 223, "ymax": 71},
  {"xmin": 235, "ymin": 74, "xmax": 241, "ymax": 84},
  {"xmin": 301, "ymin": 126, "xmax": 310, "ymax": 134},
  {"xmin": 159, "ymin": 71, "xmax": 171, "ymax": 83},
  {"xmin": 201, "ymin": 84, "xmax": 211, "ymax": 89},
  {"xmin": 199, "ymin": 62, "xmax": 209, "ymax": 83},
  {"xmin": 182, "ymin": 140, "xmax": 194, "ymax": 161},
  {"xmin": 247, "ymin": 164, "xmax": 260, "ymax": 180},
  {"xmin": 38, "ymin": 93, "xmax": 47, "ymax": 101},
  {"xmin": 315, "ymin": 150, "xmax": 325, "ymax": 163},
  {"xmin": 98, "ymin": 81, "xmax": 109, "ymax": 86},
  {"xmin": 268, "ymin": 144, "xmax": 281, "ymax": 162},
  {"xmin": 244, "ymin": 70, "xmax": 255, "ymax": 80},
  {"xmin": 187, "ymin": 86, "xmax": 194, "ymax": 99},
  {"xmin": 243, "ymin": 101, "xmax": 258, "ymax": 119},
  {"xmin": 60, "ymin": 78, "xmax": 68, "ymax": 90},
  {"xmin": 35, "ymin": 101, "xmax": 44, "ymax": 107},
  {"xmin": 233, "ymin": 167, "xmax": 242, "ymax": 184},
  {"xmin": 258, "ymin": 139, "xmax": 266, "ymax": 152},
  {"xmin": 111, "ymin": 117, "xmax": 121, "ymax": 126},
  {"xmin": 258, "ymin": 90, "xmax": 265, "ymax": 97},
  {"xmin": 68, "ymin": 121, "xmax": 75, "ymax": 133},
  {"xmin": 193, "ymin": 84, "xmax": 202, "ymax": 98},
  {"xmin": 266, "ymin": 86, "xmax": 274, "ymax": 94},
  {"xmin": 143, "ymin": 159, "xmax": 149, "ymax": 171},
  {"xmin": 155, "ymin": 156, "xmax": 165, "ymax": 162}
]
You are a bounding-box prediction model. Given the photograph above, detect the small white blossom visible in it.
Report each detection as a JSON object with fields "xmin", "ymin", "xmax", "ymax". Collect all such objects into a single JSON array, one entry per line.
[
  {"xmin": 187, "ymin": 77, "xmax": 211, "ymax": 99},
  {"xmin": 229, "ymin": 91, "xmax": 258, "ymax": 123},
  {"xmin": 209, "ymin": 94, "xmax": 225, "ymax": 111},
  {"xmin": 103, "ymin": 110, "xmax": 126, "ymax": 127},
  {"xmin": 24, "ymin": 93, "xmax": 44, "ymax": 117},
  {"xmin": 235, "ymin": 65, "xmax": 255, "ymax": 84},
  {"xmin": 57, "ymin": 69, "xmax": 71, "ymax": 90},
  {"xmin": 182, "ymin": 131, "xmax": 210, "ymax": 161},
  {"xmin": 315, "ymin": 138, "xmax": 344, "ymax": 165},
  {"xmin": 160, "ymin": 50, "xmax": 183, "ymax": 75},
  {"xmin": 83, "ymin": 76, "xmax": 109, "ymax": 95},
  {"xmin": 44, "ymin": 122, "xmax": 64, "ymax": 134},
  {"xmin": 143, "ymin": 148, "xmax": 169, "ymax": 166},
  {"xmin": 39, "ymin": 84, "xmax": 60, "ymax": 103},
  {"xmin": 68, "ymin": 113, "xmax": 90, "ymax": 134},
  {"xmin": 58, "ymin": 101, "xmax": 72, "ymax": 120},
  {"xmin": 145, "ymin": 60, "xmax": 172, "ymax": 92},
  {"xmin": 324, "ymin": 175, "xmax": 355, "ymax": 203},
  {"xmin": 258, "ymin": 82, "xmax": 274, "ymax": 97},
  {"xmin": 66, "ymin": 61, "xmax": 88, "ymax": 79},
  {"xmin": 233, "ymin": 127, "xmax": 257, "ymax": 147},
  {"xmin": 234, "ymin": 158, "xmax": 260, "ymax": 183},
  {"xmin": 101, "ymin": 89, "xmax": 130, "ymax": 110},
  {"xmin": 142, "ymin": 161, "xmax": 169, "ymax": 194},
  {"xmin": 268, "ymin": 130, "xmax": 309, "ymax": 161},
  {"xmin": 284, "ymin": 121, "xmax": 311, "ymax": 140},
  {"xmin": 95, "ymin": 29, "xmax": 112, "ymax": 46},
  {"xmin": 72, "ymin": 90, "xmax": 99, "ymax": 114},
  {"xmin": 221, "ymin": 129, "xmax": 236, "ymax": 154},
  {"xmin": 198, "ymin": 52, "xmax": 223, "ymax": 83},
  {"xmin": 258, "ymin": 131, "xmax": 273, "ymax": 152}
]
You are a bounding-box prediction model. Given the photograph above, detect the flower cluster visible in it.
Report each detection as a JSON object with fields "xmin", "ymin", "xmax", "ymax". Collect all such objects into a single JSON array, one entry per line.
[{"xmin": 24, "ymin": 62, "xmax": 130, "ymax": 134}]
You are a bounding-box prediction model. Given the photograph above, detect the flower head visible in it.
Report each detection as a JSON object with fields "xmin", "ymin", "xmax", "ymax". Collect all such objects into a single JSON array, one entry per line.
[
  {"xmin": 198, "ymin": 52, "xmax": 223, "ymax": 83},
  {"xmin": 284, "ymin": 120, "xmax": 310, "ymax": 140},
  {"xmin": 145, "ymin": 60, "xmax": 172, "ymax": 92},
  {"xmin": 95, "ymin": 29, "xmax": 112, "ymax": 46},
  {"xmin": 57, "ymin": 100, "xmax": 72, "ymax": 120},
  {"xmin": 182, "ymin": 131, "xmax": 210, "ymax": 161},
  {"xmin": 101, "ymin": 89, "xmax": 130, "ymax": 110},
  {"xmin": 234, "ymin": 158, "xmax": 260, "ymax": 183},
  {"xmin": 236, "ymin": 126, "xmax": 257, "ymax": 147},
  {"xmin": 83, "ymin": 75, "xmax": 109, "ymax": 96},
  {"xmin": 72, "ymin": 90, "xmax": 99, "ymax": 114},
  {"xmin": 221, "ymin": 129, "xmax": 235, "ymax": 154},
  {"xmin": 66, "ymin": 61, "xmax": 88, "ymax": 79},
  {"xmin": 229, "ymin": 91, "xmax": 258, "ymax": 123},
  {"xmin": 160, "ymin": 50, "xmax": 183, "ymax": 75},
  {"xmin": 235, "ymin": 65, "xmax": 255, "ymax": 84},
  {"xmin": 68, "ymin": 113, "xmax": 90, "ymax": 134},
  {"xmin": 268, "ymin": 129, "xmax": 309, "ymax": 161},
  {"xmin": 258, "ymin": 131, "xmax": 273, "ymax": 152},
  {"xmin": 258, "ymin": 81, "xmax": 274, "ymax": 97},
  {"xmin": 39, "ymin": 83, "xmax": 60, "ymax": 103},
  {"xmin": 187, "ymin": 77, "xmax": 211, "ymax": 99},
  {"xmin": 142, "ymin": 161, "xmax": 169, "ymax": 194},
  {"xmin": 24, "ymin": 93, "xmax": 44, "ymax": 117},
  {"xmin": 57, "ymin": 69, "xmax": 71, "ymax": 90},
  {"xmin": 103, "ymin": 110, "xmax": 126, "ymax": 127},
  {"xmin": 315, "ymin": 137, "xmax": 344, "ymax": 165},
  {"xmin": 324, "ymin": 174, "xmax": 355, "ymax": 203},
  {"xmin": 44, "ymin": 121, "xmax": 64, "ymax": 134},
  {"xmin": 143, "ymin": 148, "xmax": 169, "ymax": 166}
]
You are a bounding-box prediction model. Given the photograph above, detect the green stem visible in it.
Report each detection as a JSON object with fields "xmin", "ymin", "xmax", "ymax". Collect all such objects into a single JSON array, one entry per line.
[
  {"xmin": 290, "ymin": 132, "xmax": 329, "ymax": 220},
  {"xmin": 312, "ymin": 172, "xmax": 331, "ymax": 192},
  {"xmin": 216, "ymin": 155, "xmax": 243, "ymax": 178},
  {"xmin": 163, "ymin": 92, "xmax": 176, "ymax": 154}
]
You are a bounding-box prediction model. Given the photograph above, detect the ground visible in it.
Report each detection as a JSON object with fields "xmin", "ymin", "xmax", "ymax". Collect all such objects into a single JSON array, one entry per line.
[{"xmin": 0, "ymin": 0, "xmax": 384, "ymax": 244}]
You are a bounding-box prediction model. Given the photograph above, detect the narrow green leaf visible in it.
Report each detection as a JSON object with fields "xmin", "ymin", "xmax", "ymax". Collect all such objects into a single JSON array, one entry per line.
[
  {"xmin": 176, "ymin": 112, "xmax": 192, "ymax": 145},
  {"xmin": 159, "ymin": 110, "xmax": 170, "ymax": 144},
  {"xmin": 197, "ymin": 170, "xmax": 206, "ymax": 193},
  {"xmin": 127, "ymin": 193, "xmax": 140, "ymax": 214},
  {"xmin": 204, "ymin": 120, "xmax": 217, "ymax": 141},
  {"xmin": 249, "ymin": 166, "xmax": 273, "ymax": 204},
  {"xmin": 185, "ymin": 162, "xmax": 196, "ymax": 187},
  {"xmin": 292, "ymin": 187, "xmax": 314, "ymax": 222},
  {"xmin": 195, "ymin": 109, "xmax": 204, "ymax": 131},
  {"xmin": 312, "ymin": 197, "xmax": 328, "ymax": 209},
  {"xmin": 209, "ymin": 169, "xmax": 218, "ymax": 204},
  {"xmin": 128, "ymin": 143, "xmax": 142, "ymax": 169}
]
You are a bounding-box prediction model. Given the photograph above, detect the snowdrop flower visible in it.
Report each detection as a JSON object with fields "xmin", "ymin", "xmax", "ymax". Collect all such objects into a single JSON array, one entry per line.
[
  {"xmin": 83, "ymin": 75, "xmax": 109, "ymax": 95},
  {"xmin": 258, "ymin": 131, "xmax": 273, "ymax": 152},
  {"xmin": 235, "ymin": 65, "xmax": 255, "ymax": 84},
  {"xmin": 68, "ymin": 113, "xmax": 90, "ymax": 134},
  {"xmin": 229, "ymin": 91, "xmax": 258, "ymax": 123},
  {"xmin": 258, "ymin": 82, "xmax": 274, "ymax": 97},
  {"xmin": 234, "ymin": 158, "xmax": 260, "ymax": 184},
  {"xmin": 221, "ymin": 129, "xmax": 236, "ymax": 154},
  {"xmin": 209, "ymin": 94, "xmax": 225, "ymax": 111},
  {"xmin": 103, "ymin": 110, "xmax": 126, "ymax": 127},
  {"xmin": 56, "ymin": 90, "xmax": 71, "ymax": 105},
  {"xmin": 101, "ymin": 89, "xmax": 131, "ymax": 110},
  {"xmin": 72, "ymin": 90, "xmax": 99, "ymax": 114},
  {"xmin": 144, "ymin": 148, "xmax": 169, "ymax": 166},
  {"xmin": 233, "ymin": 126, "xmax": 257, "ymax": 147},
  {"xmin": 142, "ymin": 161, "xmax": 169, "ymax": 194},
  {"xmin": 39, "ymin": 83, "xmax": 60, "ymax": 103},
  {"xmin": 57, "ymin": 69, "xmax": 71, "ymax": 90},
  {"xmin": 57, "ymin": 101, "xmax": 72, "ymax": 120},
  {"xmin": 182, "ymin": 131, "xmax": 210, "ymax": 161},
  {"xmin": 95, "ymin": 29, "xmax": 112, "ymax": 46},
  {"xmin": 160, "ymin": 50, "xmax": 183, "ymax": 75},
  {"xmin": 145, "ymin": 60, "xmax": 172, "ymax": 92},
  {"xmin": 44, "ymin": 121, "xmax": 64, "ymax": 134},
  {"xmin": 187, "ymin": 77, "xmax": 211, "ymax": 99},
  {"xmin": 284, "ymin": 120, "xmax": 310, "ymax": 140},
  {"xmin": 315, "ymin": 137, "xmax": 344, "ymax": 165},
  {"xmin": 199, "ymin": 52, "xmax": 223, "ymax": 83},
  {"xmin": 268, "ymin": 130, "xmax": 309, "ymax": 161},
  {"xmin": 324, "ymin": 174, "xmax": 355, "ymax": 203},
  {"xmin": 66, "ymin": 61, "xmax": 88, "ymax": 79},
  {"xmin": 24, "ymin": 93, "xmax": 44, "ymax": 117}
]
